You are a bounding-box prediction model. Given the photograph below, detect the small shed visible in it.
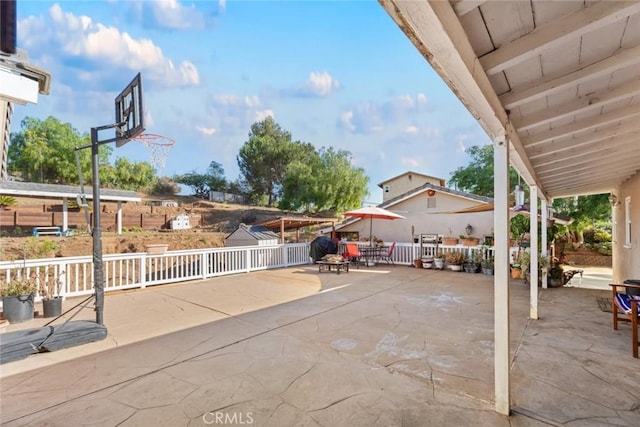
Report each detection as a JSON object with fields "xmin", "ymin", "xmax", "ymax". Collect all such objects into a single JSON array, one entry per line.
[
  {"xmin": 170, "ymin": 213, "xmax": 190, "ymax": 230},
  {"xmin": 225, "ymin": 223, "xmax": 279, "ymax": 247}
]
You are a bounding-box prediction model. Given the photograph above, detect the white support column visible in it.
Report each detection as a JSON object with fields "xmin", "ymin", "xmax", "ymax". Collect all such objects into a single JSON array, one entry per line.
[
  {"xmin": 62, "ymin": 197, "xmax": 69, "ymax": 235},
  {"xmin": 117, "ymin": 201, "xmax": 123, "ymax": 235},
  {"xmin": 493, "ymin": 135, "xmax": 510, "ymax": 415},
  {"xmin": 529, "ymin": 186, "xmax": 539, "ymax": 320},
  {"xmin": 541, "ymin": 199, "xmax": 548, "ymax": 289}
]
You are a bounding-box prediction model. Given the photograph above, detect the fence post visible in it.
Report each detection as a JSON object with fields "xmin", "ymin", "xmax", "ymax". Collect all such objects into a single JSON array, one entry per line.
[
  {"xmin": 245, "ymin": 248, "xmax": 251, "ymax": 273},
  {"xmin": 283, "ymin": 244, "xmax": 288, "ymax": 267},
  {"xmin": 201, "ymin": 252, "xmax": 207, "ymax": 279},
  {"xmin": 139, "ymin": 254, "xmax": 146, "ymax": 289}
]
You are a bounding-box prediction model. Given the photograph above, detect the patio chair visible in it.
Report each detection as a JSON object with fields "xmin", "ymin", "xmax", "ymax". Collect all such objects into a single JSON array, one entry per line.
[
  {"xmin": 378, "ymin": 242, "xmax": 396, "ymax": 265},
  {"xmin": 610, "ymin": 283, "xmax": 640, "ymax": 358},
  {"xmin": 342, "ymin": 243, "xmax": 363, "ymax": 268}
]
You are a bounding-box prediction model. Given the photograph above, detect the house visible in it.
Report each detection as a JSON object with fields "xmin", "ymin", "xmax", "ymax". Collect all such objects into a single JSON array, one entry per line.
[
  {"xmin": 379, "ymin": 171, "xmax": 445, "ymax": 203},
  {"xmin": 225, "ymin": 223, "xmax": 279, "ymax": 247},
  {"xmin": 333, "ymin": 172, "xmax": 494, "ymax": 244}
]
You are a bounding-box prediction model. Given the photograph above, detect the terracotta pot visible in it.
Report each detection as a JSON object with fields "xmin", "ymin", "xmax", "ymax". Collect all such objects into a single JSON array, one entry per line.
[{"xmin": 442, "ymin": 238, "xmax": 458, "ymax": 246}]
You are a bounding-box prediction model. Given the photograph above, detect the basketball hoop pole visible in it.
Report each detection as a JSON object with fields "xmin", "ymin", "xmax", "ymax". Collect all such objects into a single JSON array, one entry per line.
[{"xmin": 74, "ymin": 122, "xmax": 126, "ymax": 326}]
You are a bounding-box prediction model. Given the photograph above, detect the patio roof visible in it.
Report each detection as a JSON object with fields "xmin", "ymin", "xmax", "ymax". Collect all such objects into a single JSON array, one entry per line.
[
  {"xmin": 380, "ymin": 0, "xmax": 640, "ymax": 199},
  {"xmin": 0, "ymin": 180, "xmax": 141, "ymax": 202}
]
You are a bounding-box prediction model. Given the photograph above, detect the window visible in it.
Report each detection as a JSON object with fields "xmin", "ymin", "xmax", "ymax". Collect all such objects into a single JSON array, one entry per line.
[
  {"xmin": 625, "ymin": 196, "xmax": 632, "ymax": 247},
  {"xmin": 427, "ymin": 197, "xmax": 436, "ymax": 209},
  {"xmin": 384, "ymin": 185, "xmax": 390, "ymax": 193}
]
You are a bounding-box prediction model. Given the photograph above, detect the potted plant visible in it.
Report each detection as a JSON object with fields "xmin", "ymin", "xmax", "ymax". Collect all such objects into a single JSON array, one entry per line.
[
  {"xmin": 1, "ymin": 273, "xmax": 37, "ymax": 323},
  {"xmin": 445, "ymin": 251, "xmax": 465, "ymax": 271},
  {"xmin": 413, "ymin": 258, "xmax": 423, "ymax": 268},
  {"xmin": 442, "ymin": 228, "xmax": 458, "ymax": 246},
  {"xmin": 433, "ymin": 251, "xmax": 445, "ymax": 270},
  {"xmin": 464, "ymin": 250, "xmax": 483, "ymax": 273},
  {"xmin": 548, "ymin": 260, "xmax": 564, "ymax": 287},
  {"xmin": 460, "ymin": 235, "xmax": 480, "ymax": 247},
  {"xmin": 39, "ymin": 272, "xmax": 63, "ymax": 318},
  {"xmin": 481, "ymin": 257, "xmax": 494, "ymax": 275},
  {"xmin": 421, "ymin": 255, "xmax": 434, "ymax": 269}
]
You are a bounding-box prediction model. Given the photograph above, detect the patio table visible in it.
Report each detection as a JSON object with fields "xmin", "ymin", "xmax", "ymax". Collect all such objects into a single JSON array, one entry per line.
[{"xmin": 317, "ymin": 261, "xmax": 350, "ymax": 275}]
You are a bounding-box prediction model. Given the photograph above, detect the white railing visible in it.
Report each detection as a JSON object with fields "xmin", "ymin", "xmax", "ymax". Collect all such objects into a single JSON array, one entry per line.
[
  {"xmin": 0, "ymin": 241, "xmax": 495, "ymax": 308},
  {"xmin": 338, "ymin": 242, "xmax": 496, "ymax": 266},
  {"xmin": 0, "ymin": 243, "xmax": 310, "ymax": 307}
]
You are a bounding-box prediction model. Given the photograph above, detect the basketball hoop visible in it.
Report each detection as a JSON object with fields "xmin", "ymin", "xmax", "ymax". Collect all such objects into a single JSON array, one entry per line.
[{"xmin": 131, "ymin": 133, "xmax": 175, "ymax": 169}]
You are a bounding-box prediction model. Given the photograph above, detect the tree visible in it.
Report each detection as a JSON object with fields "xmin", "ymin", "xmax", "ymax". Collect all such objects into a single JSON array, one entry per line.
[
  {"xmin": 173, "ymin": 161, "xmax": 229, "ymax": 199},
  {"xmin": 552, "ymin": 194, "xmax": 611, "ymax": 244},
  {"xmin": 8, "ymin": 116, "xmax": 111, "ymax": 184},
  {"xmin": 173, "ymin": 171, "xmax": 211, "ymax": 198},
  {"xmin": 448, "ymin": 144, "xmax": 520, "ymax": 198},
  {"xmin": 205, "ymin": 161, "xmax": 228, "ymax": 192},
  {"xmin": 149, "ymin": 177, "xmax": 181, "ymax": 196},
  {"xmin": 237, "ymin": 117, "xmax": 313, "ymax": 206},
  {"xmin": 279, "ymin": 147, "xmax": 369, "ymax": 213}
]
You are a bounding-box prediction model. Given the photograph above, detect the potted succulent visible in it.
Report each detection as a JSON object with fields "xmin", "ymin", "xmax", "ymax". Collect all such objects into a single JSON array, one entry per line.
[
  {"xmin": 433, "ymin": 251, "xmax": 445, "ymax": 270},
  {"xmin": 481, "ymin": 257, "xmax": 494, "ymax": 275},
  {"xmin": 445, "ymin": 251, "xmax": 465, "ymax": 271},
  {"xmin": 1, "ymin": 273, "xmax": 37, "ymax": 323},
  {"xmin": 464, "ymin": 250, "xmax": 482, "ymax": 273}
]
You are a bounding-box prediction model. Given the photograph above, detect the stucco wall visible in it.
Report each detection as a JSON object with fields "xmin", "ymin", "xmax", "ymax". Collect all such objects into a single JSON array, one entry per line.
[
  {"xmin": 339, "ymin": 191, "xmax": 493, "ymax": 243},
  {"xmin": 613, "ymin": 170, "xmax": 640, "ymax": 283},
  {"xmin": 381, "ymin": 173, "xmax": 443, "ymax": 203}
]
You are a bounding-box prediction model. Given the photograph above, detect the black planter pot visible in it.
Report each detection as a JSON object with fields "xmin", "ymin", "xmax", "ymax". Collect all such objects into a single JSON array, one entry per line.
[
  {"xmin": 42, "ymin": 297, "xmax": 63, "ymax": 318},
  {"xmin": 2, "ymin": 294, "xmax": 35, "ymax": 323}
]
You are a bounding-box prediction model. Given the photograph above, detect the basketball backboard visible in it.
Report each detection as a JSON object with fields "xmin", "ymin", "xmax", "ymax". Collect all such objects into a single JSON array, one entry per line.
[{"xmin": 115, "ymin": 73, "xmax": 144, "ymax": 147}]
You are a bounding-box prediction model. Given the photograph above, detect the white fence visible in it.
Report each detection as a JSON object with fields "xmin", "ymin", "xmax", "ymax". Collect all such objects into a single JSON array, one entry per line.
[{"xmin": 0, "ymin": 242, "xmax": 496, "ymax": 307}]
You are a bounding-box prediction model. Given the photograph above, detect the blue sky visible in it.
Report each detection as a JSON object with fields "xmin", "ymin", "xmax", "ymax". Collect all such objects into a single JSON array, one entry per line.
[{"xmin": 13, "ymin": 0, "xmax": 490, "ymax": 204}]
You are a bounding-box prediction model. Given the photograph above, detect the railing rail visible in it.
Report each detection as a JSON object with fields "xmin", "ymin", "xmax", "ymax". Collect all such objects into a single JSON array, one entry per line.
[{"xmin": 0, "ymin": 241, "xmax": 495, "ymax": 307}]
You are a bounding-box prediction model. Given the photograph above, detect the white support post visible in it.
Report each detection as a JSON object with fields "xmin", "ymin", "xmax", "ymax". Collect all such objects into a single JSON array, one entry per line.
[
  {"xmin": 493, "ymin": 135, "xmax": 510, "ymax": 415},
  {"xmin": 62, "ymin": 197, "xmax": 69, "ymax": 235},
  {"xmin": 529, "ymin": 186, "xmax": 539, "ymax": 320},
  {"xmin": 117, "ymin": 201, "xmax": 123, "ymax": 235},
  {"xmin": 541, "ymin": 199, "xmax": 548, "ymax": 289}
]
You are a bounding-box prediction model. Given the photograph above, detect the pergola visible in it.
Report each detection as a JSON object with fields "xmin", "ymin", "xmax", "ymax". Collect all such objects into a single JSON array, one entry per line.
[
  {"xmin": 253, "ymin": 216, "xmax": 338, "ymax": 244},
  {"xmin": 379, "ymin": 0, "xmax": 640, "ymax": 415}
]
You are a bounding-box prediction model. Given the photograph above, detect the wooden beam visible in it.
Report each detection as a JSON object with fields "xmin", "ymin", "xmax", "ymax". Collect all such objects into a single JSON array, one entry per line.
[
  {"xmin": 540, "ymin": 157, "xmax": 640, "ymax": 181},
  {"xmin": 521, "ymin": 104, "xmax": 640, "ymax": 147},
  {"xmin": 545, "ymin": 177, "xmax": 634, "ymax": 195},
  {"xmin": 500, "ymin": 45, "xmax": 640, "ymax": 109},
  {"xmin": 531, "ymin": 134, "xmax": 637, "ymax": 167},
  {"xmin": 526, "ymin": 122, "xmax": 640, "ymax": 158},
  {"xmin": 512, "ymin": 78, "xmax": 640, "ymax": 131},
  {"xmin": 451, "ymin": 0, "xmax": 486, "ymax": 16},
  {"xmin": 493, "ymin": 135, "xmax": 511, "ymax": 416},
  {"xmin": 481, "ymin": 1, "xmax": 640, "ymax": 75},
  {"xmin": 536, "ymin": 150, "xmax": 638, "ymax": 175}
]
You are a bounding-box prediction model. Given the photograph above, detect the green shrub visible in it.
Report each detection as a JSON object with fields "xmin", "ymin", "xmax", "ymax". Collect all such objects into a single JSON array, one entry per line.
[{"xmin": 22, "ymin": 237, "xmax": 59, "ymax": 259}]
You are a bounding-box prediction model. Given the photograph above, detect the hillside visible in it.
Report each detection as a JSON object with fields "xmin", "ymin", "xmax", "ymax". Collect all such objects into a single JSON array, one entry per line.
[{"xmin": 0, "ymin": 196, "xmax": 294, "ymax": 261}]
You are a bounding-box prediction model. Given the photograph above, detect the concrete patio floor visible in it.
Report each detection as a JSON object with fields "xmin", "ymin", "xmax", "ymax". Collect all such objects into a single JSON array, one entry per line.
[{"xmin": 1, "ymin": 264, "xmax": 638, "ymax": 426}]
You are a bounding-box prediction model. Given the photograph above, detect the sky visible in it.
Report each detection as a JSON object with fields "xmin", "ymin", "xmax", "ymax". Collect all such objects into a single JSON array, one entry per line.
[{"xmin": 12, "ymin": 0, "xmax": 491, "ymax": 204}]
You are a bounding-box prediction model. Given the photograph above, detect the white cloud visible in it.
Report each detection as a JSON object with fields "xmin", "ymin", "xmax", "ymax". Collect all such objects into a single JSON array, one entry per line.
[
  {"xmin": 206, "ymin": 92, "xmax": 274, "ymax": 133},
  {"xmin": 255, "ymin": 110, "xmax": 274, "ymax": 122},
  {"xmin": 19, "ymin": 4, "xmax": 200, "ymax": 87},
  {"xmin": 303, "ymin": 71, "xmax": 340, "ymax": 97},
  {"xmin": 287, "ymin": 71, "xmax": 340, "ymax": 97},
  {"xmin": 404, "ymin": 126, "xmax": 419, "ymax": 135},
  {"xmin": 338, "ymin": 93, "xmax": 430, "ymax": 134},
  {"xmin": 150, "ymin": 0, "xmax": 205, "ymax": 30},
  {"xmin": 196, "ymin": 126, "xmax": 217, "ymax": 136},
  {"xmin": 219, "ymin": 0, "xmax": 226, "ymax": 11}
]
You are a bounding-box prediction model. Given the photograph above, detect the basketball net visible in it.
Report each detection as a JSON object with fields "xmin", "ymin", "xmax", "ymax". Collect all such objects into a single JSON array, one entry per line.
[{"xmin": 131, "ymin": 133, "xmax": 175, "ymax": 169}]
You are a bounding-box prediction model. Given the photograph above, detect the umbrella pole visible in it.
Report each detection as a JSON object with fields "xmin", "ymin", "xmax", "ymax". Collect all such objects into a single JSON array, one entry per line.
[{"xmin": 370, "ymin": 217, "xmax": 373, "ymax": 247}]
